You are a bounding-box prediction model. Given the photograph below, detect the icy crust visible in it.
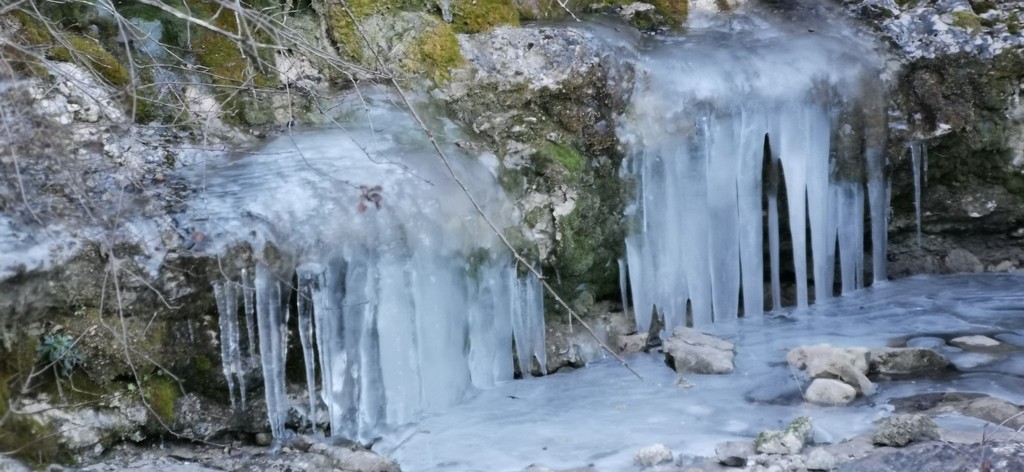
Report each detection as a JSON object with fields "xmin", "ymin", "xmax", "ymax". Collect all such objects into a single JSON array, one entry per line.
[
  {"xmin": 620, "ymin": 9, "xmax": 888, "ymax": 332},
  {"xmin": 381, "ymin": 273, "xmax": 1024, "ymax": 471},
  {"xmin": 192, "ymin": 94, "xmax": 547, "ymax": 443}
]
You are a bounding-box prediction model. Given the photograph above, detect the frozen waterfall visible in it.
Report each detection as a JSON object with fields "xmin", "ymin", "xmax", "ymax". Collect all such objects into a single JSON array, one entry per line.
[
  {"xmin": 621, "ymin": 13, "xmax": 890, "ymax": 332},
  {"xmin": 194, "ymin": 96, "xmax": 547, "ymax": 443}
]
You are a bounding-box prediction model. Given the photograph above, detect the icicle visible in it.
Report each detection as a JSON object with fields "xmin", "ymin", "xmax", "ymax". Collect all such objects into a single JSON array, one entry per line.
[
  {"xmin": 617, "ymin": 258, "xmax": 630, "ymax": 317},
  {"xmin": 212, "ymin": 281, "xmax": 236, "ymax": 410},
  {"xmin": 242, "ymin": 268, "xmax": 256, "ymax": 357},
  {"xmin": 255, "ymin": 263, "xmax": 289, "ymax": 441},
  {"xmin": 767, "ymin": 141, "xmax": 783, "ymax": 311},
  {"xmin": 296, "ymin": 263, "xmax": 320, "ymax": 433},
  {"xmin": 909, "ymin": 141, "xmax": 923, "ymax": 248}
]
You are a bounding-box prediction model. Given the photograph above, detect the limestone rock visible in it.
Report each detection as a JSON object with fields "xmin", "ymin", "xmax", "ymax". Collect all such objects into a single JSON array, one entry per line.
[
  {"xmin": 617, "ymin": 332, "xmax": 649, "ymax": 355},
  {"xmin": 634, "ymin": 443, "xmax": 673, "ymax": 467},
  {"xmin": 962, "ymin": 396, "xmax": 1024, "ymax": 430},
  {"xmin": 755, "ymin": 416, "xmax": 813, "ymax": 455},
  {"xmin": 618, "ymin": 3, "xmax": 656, "ymax": 21},
  {"xmin": 663, "ymin": 327, "xmax": 735, "ymax": 374},
  {"xmin": 715, "ymin": 440, "xmax": 754, "ymax": 466},
  {"xmin": 872, "ymin": 414, "xmax": 939, "ymax": 447},
  {"xmin": 805, "ymin": 378, "xmax": 857, "ymax": 406},
  {"xmin": 949, "ymin": 335, "xmax": 1001, "ymax": 350},
  {"xmin": 944, "ymin": 248, "xmax": 984, "ymax": 273},
  {"xmin": 787, "ymin": 344, "xmax": 874, "ymax": 394},
  {"xmin": 804, "ymin": 447, "xmax": 839, "ymax": 471},
  {"xmin": 870, "ymin": 347, "xmax": 949, "ymax": 375},
  {"xmin": 321, "ymin": 445, "xmax": 401, "ymax": 472},
  {"xmin": 840, "ymin": 441, "xmax": 1024, "ymax": 472}
]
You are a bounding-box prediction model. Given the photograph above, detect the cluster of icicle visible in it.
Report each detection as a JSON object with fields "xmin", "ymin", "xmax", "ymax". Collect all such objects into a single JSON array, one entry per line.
[
  {"xmin": 193, "ymin": 99, "xmax": 550, "ymax": 444},
  {"xmin": 620, "ymin": 13, "xmax": 892, "ymax": 332},
  {"xmin": 213, "ymin": 257, "xmax": 546, "ymax": 443}
]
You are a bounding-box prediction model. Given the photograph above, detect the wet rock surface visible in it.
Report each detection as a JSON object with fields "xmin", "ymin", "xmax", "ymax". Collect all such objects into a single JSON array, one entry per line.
[{"xmin": 662, "ymin": 328, "xmax": 736, "ymax": 375}]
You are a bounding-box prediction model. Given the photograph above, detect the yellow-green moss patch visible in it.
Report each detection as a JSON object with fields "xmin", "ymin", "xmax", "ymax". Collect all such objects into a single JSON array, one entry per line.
[
  {"xmin": 404, "ymin": 21, "xmax": 464, "ymax": 83},
  {"xmin": 145, "ymin": 376, "xmax": 178, "ymax": 422},
  {"xmin": 952, "ymin": 11, "xmax": 982, "ymax": 33},
  {"xmin": 541, "ymin": 142, "xmax": 584, "ymax": 173},
  {"xmin": 49, "ymin": 35, "xmax": 130, "ymax": 86},
  {"xmin": 0, "ymin": 416, "xmax": 67, "ymax": 467},
  {"xmin": 450, "ymin": 0, "xmax": 520, "ymax": 34}
]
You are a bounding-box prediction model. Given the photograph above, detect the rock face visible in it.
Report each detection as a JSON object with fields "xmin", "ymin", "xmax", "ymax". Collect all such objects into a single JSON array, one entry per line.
[
  {"xmin": 805, "ymin": 378, "xmax": 858, "ymax": 406},
  {"xmin": 755, "ymin": 416, "xmax": 813, "ymax": 455},
  {"xmin": 872, "ymin": 414, "xmax": 940, "ymax": 447},
  {"xmin": 662, "ymin": 327, "xmax": 736, "ymax": 374},
  {"xmin": 634, "ymin": 443, "xmax": 673, "ymax": 467},
  {"xmin": 870, "ymin": 348, "xmax": 950, "ymax": 375}
]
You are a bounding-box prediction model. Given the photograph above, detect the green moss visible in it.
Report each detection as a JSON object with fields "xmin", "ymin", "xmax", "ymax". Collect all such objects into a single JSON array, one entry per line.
[
  {"xmin": 0, "ymin": 416, "xmax": 68, "ymax": 467},
  {"xmin": 48, "ymin": 34, "xmax": 130, "ymax": 86},
  {"xmin": 969, "ymin": 1, "xmax": 996, "ymax": 14},
  {"xmin": 9, "ymin": 11, "xmax": 53, "ymax": 45},
  {"xmin": 649, "ymin": 0, "xmax": 688, "ymax": 24},
  {"xmin": 194, "ymin": 355, "xmax": 212, "ymax": 373},
  {"xmin": 540, "ymin": 142, "xmax": 584, "ymax": 173},
  {"xmin": 1008, "ymin": 12, "xmax": 1022, "ymax": 35},
  {"xmin": 325, "ymin": 0, "xmax": 410, "ymax": 62},
  {"xmin": 145, "ymin": 376, "xmax": 178, "ymax": 422},
  {"xmin": 449, "ymin": 0, "xmax": 519, "ymax": 34},
  {"xmin": 952, "ymin": 11, "xmax": 982, "ymax": 33},
  {"xmin": 404, "ymin": 21, "xmax": 464, "ymax": 83},
  {"xmin": 894, "ymin": 0, "xmax": 918, "ymax": 7}
]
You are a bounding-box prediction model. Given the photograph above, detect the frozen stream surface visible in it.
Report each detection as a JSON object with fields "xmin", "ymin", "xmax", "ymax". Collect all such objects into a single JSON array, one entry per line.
[{"xmin": 379, "ymin": 273, "xmax": 1024, "ymax": 471}]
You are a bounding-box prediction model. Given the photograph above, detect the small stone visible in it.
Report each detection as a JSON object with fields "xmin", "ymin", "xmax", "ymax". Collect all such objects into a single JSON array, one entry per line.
[
  {"xmin": 872, "ymin": 414, "xmax": 939, "ymax": 447},
  {"xmin": 755, "ymin": 416, "xmax": 813, "ymax": 455},
  {"xmin": 254, "ymin": 432, "xmax": 272, "ymax": 446},
  {"xmin": 663, "ymin": 327, "xmax": 735, "ymax": 374},
  {"xmin": 804, "ymin": 447, "xmax": 838, "ymax": 471},
  {"xmin": 715, "ymin": 440, "xmax": 754, "ymax": 466},
  {"xmin": 675, "ymin": 377, "xmax": 694, "ymax": 389},
  {"xmin": 950, "ymin": 335, "xmax": 1001, "ymax": 350},
  {"xmin": 804, "ymin": 378, "xmax": 857, "ymax": 406},
  {"xmin": 634, "ymin": 443, "xmax": 673, "ymax": 467},
  {"xmin": 617, "ymin": 332, "xmax": 648, "ymax": 354}
]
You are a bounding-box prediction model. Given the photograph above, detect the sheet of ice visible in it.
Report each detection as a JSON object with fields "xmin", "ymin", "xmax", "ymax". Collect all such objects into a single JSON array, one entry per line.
[
  {"xmin": 618, "ymin": 7, "xmax": 887, "ymax": 330},
  {"xmin": 380, "ymin": 274, "xmax": 1024, "ymax": 472}
]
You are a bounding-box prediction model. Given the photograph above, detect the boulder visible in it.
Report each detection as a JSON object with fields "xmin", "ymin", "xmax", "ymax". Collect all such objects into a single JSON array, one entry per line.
[
  {"xmin": 617, "ymin": 332, "xmax": 649, "ymax": 355},
  {"xmin": 871, "ymin": 414, "xmax": 939, "ymax": 447},
  {"xmin": 321, "ymin": 445, "xmax": 401, "ymax": 472},
  {"xmin": 870, "ymin": 348, "xmax": 949, "ymax": 375},
  {"xmin": 805, "ymin": 378, "xmax": 857, "ymax": 406},
  {"xmin": 663, "ymin": 327, "xmax": 735, "ymax": 374},
  {"xmin": 634, "ymin": 443, "xmax": 673, "ymax": 467},
  {"xmin": 715, "ymin": 440, "xmax": 754, "ymax": 467},
  {"xmin": 755, "ymin": 416, "xmax": 813, "ymax": 455},
  {"xmin": 787, "ymin": 344, "xmax": 874, "ymax": 395}
]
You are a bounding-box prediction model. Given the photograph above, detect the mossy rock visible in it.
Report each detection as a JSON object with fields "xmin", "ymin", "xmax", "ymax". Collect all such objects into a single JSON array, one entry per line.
[
  {"xmin": 48, "ymin": 34, "xmax": 131, "ymax": 87},
  {"xmin": 448, "ymin": 0, "xmax": 520, "ymax": 34},
  {"xmin": 951, "ymin": 11, "xmax": 982, "ymax": 33},
  {"xmin": 404, "ymin": 20, "xmax": 464, "ymax": 83},
  {"xmin": 0, "ymin": 415, "xmax": 69, "ymax": 467},
  {"xmin": 144, "ymin": 376, "xmax": 178, "ymax": 422}
]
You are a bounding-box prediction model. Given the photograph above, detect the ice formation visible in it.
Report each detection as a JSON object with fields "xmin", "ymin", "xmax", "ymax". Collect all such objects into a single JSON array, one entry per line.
[
  {"xmin": 909, "ymin": 141, "xmax": 928, "ymax": 248},
  {"xmin": 621, "ymin": 11, "xmax": 889, "ymax": 332},
  {"xmin": 197, "ymin": 96, "xmax": 546, "ymax": 443}
]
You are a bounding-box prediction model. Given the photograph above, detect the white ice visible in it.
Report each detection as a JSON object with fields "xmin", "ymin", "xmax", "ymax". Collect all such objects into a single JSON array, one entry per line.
[
  {"xmin": 618, "ymin": 6, "xmax": 887, "ymax": 331},
  {"xmin": 188, "ymin": 92, "xmax": 548, "ymax": 442},
  {"xmin": 380, "ymin": 274, "xmax": 1024, "ymax": 472}
]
